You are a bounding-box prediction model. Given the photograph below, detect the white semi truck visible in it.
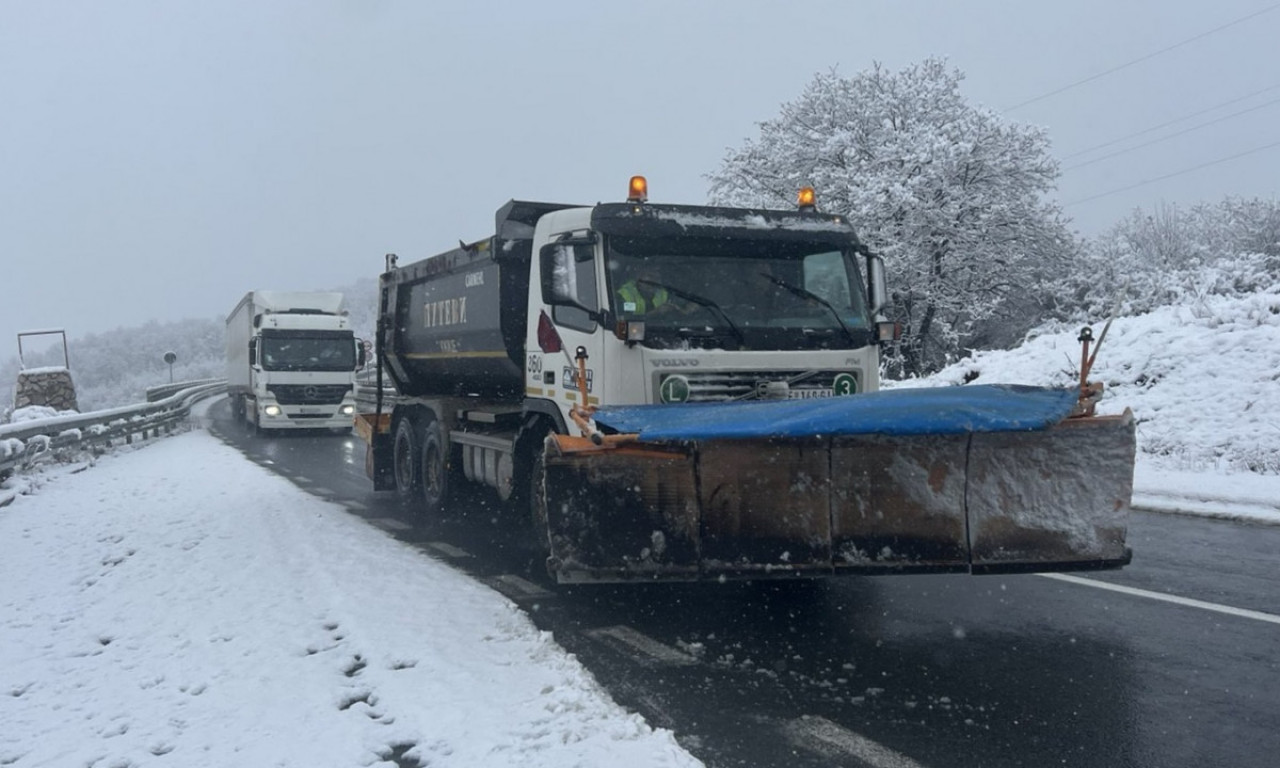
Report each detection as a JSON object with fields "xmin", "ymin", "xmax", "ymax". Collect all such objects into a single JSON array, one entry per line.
[{"xmin": 225, "ymin": 291, "xmax": 364, "ymax": 432}]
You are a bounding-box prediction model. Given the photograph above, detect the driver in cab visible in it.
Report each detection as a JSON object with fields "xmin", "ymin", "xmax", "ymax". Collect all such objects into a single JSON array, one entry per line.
[{"xmin": 616, "ymin": 263, "xmax": 671, "ymax": 315}]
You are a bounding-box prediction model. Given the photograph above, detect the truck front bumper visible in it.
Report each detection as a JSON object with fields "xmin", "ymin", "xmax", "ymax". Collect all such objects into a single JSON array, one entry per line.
[{"xmin": 257, "ymin": 402, "xmax": 356, "ymax": 430}]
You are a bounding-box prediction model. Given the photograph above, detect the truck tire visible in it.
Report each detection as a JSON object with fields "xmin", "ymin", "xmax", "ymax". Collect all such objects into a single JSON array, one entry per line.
[
  {"xmin": 524, "ymin": 428, "xmax": 555, "ymax": 579},
  {"xmin": 420, "ymin": 419, "xmax": 451, "ymax": 517},
  {"xmin": 393, "ymin": 416, "xmax": 422, "ymax": 498}
]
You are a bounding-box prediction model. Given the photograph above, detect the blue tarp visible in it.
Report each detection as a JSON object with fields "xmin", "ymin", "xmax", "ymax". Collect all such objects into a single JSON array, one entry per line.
[{"xmin": 592, "ymin": 384, "xmax": 1078, "ymax": 442}]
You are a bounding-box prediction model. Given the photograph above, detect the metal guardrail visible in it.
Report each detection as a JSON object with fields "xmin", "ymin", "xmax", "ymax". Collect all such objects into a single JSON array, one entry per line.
[
  {"xmin": 354, "ymin": 367, "xmax": 398, "ymax": 411},
  {"xmin": 0, "ymin": 380, "xmax": 227, "ymax": 484},
  {"xmin": 145, "ymin": 378, "xmax": 223, "ymax": 403}
]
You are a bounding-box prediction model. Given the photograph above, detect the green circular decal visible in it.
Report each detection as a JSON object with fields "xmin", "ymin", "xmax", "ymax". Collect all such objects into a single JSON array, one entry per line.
[
  {"xmin": 832, "ymin": 373, "xmax": 857, "ymax": 396},
  {"xmin": 659, "ymin": 375, "xmax": 690, "ymax": 403}
]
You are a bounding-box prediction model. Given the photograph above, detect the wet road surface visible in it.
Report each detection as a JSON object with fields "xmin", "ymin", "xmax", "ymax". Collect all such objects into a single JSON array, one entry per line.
[{"xmin": 206, "ymin": 400, "xmax": 1280, "ymax": 768}]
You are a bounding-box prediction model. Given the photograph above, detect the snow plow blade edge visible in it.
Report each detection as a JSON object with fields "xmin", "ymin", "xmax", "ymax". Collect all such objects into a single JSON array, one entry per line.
[{"xmin": 540, "ymin": 411, "xmax": 1135, "ymax": 584}]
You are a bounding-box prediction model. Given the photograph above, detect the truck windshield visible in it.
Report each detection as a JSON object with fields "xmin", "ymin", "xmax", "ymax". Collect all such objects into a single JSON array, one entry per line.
[
  {"xmin": 607, "ymin": 236, "xmax": 872, "ymax": 349},
  {"xmin": 260, "ymin": 331, "xmax": 355, "ymax": 372}
]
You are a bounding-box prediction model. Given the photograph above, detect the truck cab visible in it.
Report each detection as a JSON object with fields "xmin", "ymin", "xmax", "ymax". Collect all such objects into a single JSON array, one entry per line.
[
  {"xmin": 226, "ymin": 291, "xmax": 364, "ymax": 432},
  {"xmin": 526, "ymin": 177, "xmax": 891, "ymax": 435}
]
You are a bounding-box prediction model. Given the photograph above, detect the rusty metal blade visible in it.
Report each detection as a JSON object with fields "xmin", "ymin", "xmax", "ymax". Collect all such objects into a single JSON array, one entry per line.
[{"xmin": 539, "ymin": 412, "xmax": 1136, "ymax": 583}]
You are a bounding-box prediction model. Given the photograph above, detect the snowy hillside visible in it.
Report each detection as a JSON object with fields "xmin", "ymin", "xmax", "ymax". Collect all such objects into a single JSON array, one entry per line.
[{"xmin": 891, "ymin": 285, "xmax": 1280, "ymax": 475}]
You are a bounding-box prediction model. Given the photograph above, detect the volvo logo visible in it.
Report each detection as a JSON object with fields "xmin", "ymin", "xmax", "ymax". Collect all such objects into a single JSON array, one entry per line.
[{"xmin": 651, "ymin": 359, "xmax": 700, "ymax": 368}]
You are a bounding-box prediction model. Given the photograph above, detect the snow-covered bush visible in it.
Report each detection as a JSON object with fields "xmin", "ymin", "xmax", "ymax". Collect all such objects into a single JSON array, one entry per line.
[
  {"xmin": 1050, "ymin": 199, "xmax": 1280, "ymax": 323},
  {"xmin": 898, "ymin": 282, "xmax": 1280, "ymax": 474}
]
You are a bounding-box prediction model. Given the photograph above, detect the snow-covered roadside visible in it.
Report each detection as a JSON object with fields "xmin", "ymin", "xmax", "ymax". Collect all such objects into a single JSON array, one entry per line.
[
  {"xmin": 0, "ymin": 413, "xmax": 702, "ymax": 768},
  {"xmin": 1132, "ymin": 464, "xmax": 1280, "ymax": 525}
]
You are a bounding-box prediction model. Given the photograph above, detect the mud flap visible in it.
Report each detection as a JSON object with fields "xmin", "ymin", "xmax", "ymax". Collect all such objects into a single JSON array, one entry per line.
[{"xmin": 356, "ymin": 413, "xmax": 397, "ymax": 491}]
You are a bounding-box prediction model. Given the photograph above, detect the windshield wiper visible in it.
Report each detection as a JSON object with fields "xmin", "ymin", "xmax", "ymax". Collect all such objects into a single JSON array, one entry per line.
[
  {"xmin": 637, "ymin": 279, "xmax": 746, "ymax": 349},
  {"xmin": 758, "ymin": 272, "xmax": 857, "ymax": 346}
]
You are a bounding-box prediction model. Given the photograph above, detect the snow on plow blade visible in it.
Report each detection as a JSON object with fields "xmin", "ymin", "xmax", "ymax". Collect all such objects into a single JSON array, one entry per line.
[{"xmin": 540, "ymin": 385, "xmax": 1135, "ymax": 584}]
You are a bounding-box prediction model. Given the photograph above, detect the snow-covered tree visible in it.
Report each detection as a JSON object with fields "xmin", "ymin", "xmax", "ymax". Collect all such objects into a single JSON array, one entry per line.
[{"xmin": 707, "ymin": 59, "xmax": 1075, "ymax": 376}]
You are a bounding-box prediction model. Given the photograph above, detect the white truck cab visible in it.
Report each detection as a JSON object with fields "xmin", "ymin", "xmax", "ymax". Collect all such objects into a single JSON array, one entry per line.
[
  {"xmin": 524, "ymin": 177, "xmax": 891, "ymax": 435},
  {"xmin": 226, "ymin": 291, "xmax": 364, "ymax": 432}
]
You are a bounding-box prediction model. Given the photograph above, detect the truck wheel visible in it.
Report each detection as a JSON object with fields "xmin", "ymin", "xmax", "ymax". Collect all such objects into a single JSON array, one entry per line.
[
  {"xmin": 393, "ymin": 417, "xmax": 422, "ymax": 497},
  {"xmin": 420, "ymin": 420, "xmax": 451, "ymax": 517},
  {"xmin": 526, "ymin": 433, "xmax": 555, "ymax": 579}
]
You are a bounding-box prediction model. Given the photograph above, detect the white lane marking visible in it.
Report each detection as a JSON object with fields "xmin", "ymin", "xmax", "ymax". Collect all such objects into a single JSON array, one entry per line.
[
  {"xmin": 488, "ymin": 574, "xmax": 555, "ymax": 601},
  {"xmin": 1038, "ymin": 573, "xmax": 1280, "ymax": 626},
  {"xmin": 293, "ymin": 475, "xmax": 312, "ymax": 483},
  {"xmin": 424, "ymin": 542, "xmax": 472, "ymax": 559},
  {"xmin": 785, "ymin": 716, "xmax": 926, "ymax": 768},
  {"xmin": 584, "ymin": 625, "xmax": 697, "ymax": 666},
  {"xmin": 367, "ymin": 517, "xmax": 412, "ymax": 532}
]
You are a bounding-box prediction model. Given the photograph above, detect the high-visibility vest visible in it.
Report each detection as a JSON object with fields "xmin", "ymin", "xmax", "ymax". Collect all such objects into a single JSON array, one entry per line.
[{"xmin": 617, "ymin": 281, "xmax": 668, "ymax": 314}]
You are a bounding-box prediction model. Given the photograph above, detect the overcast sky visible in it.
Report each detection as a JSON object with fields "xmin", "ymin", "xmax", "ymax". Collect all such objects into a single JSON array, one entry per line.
[{"xmin": 3, "ymin": 0, "xmax": 1278, "ymax": 354}]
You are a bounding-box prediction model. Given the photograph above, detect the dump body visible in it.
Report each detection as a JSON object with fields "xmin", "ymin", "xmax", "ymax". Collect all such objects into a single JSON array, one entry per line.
[
  {"xmin": 380, "ymin": 237, "xmax": 531, "ymax": 398},
  {"xmin": 225, "ymin": 291, "xmax": 361, "ymax": 431}
]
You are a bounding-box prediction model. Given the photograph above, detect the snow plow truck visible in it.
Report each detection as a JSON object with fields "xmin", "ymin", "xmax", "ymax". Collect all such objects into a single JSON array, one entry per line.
[{"xmin": 356, "ymin": 177, "xmax": 1135, "ymax": 584}]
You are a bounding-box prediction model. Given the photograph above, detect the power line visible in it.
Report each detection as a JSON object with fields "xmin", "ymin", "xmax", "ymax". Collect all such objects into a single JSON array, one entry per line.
[
  {"xmin": 1062, "ymin": 96, "xmax": 1280, "ymax": 171},
  {"xmin": 1062, "ymin": 81, "xmax": 1280, "ymax": 160},
  {"xmin": 1004, "ymin": 3, "xmax": 1280, "ymax": 112},
  {"xmin": 1064, "ymin": 139, "xmax": 1280, "ymax": 206}
]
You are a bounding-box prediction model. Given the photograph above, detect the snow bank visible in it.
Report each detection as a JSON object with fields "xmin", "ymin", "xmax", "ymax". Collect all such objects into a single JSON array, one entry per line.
[
  {"xmin": 9, "ymin": 404, "xmax": 78, "ymax": 422},
  {"xmin": 893, "ymin": 286, "xmax": 1280, "ymax": 474},
  {"xmin": 0, "ymin": 429, "xmax": 702, "ymax": 768}
]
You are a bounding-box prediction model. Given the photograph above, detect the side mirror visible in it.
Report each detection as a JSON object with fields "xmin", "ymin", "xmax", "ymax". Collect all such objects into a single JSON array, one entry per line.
[
  {"xmin": 540, "ymin": 243, "xmax": 579, "ymax": 305},
  {"xmin": 867, "ymin": 253, "xmax": 888, "ymax": 315},
  {"xmin": 248, "ymin": 338, "xmax": 258, "ymax": 366},
  {"xmin": 539, "ymin": 236, "xmax": 600, "ymax": 320},
  {"xmin": 356, "ymin": 340, "xmax": 367, "ymax": 370}
]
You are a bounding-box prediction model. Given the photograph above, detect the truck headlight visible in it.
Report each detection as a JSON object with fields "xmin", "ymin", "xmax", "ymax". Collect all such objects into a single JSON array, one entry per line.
[
  {"xmin": 340, "ymin": 405, "xmax": 355, "ymax": 416},
  {"xmin": 264, "ymin": 404, "xmax": 282, "ymax": 417}
]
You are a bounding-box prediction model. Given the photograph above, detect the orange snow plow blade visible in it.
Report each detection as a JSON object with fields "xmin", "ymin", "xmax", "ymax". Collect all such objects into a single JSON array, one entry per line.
[{"xmin": 539, "ymin": 393, "xmax": 1135, "ymax": 584}]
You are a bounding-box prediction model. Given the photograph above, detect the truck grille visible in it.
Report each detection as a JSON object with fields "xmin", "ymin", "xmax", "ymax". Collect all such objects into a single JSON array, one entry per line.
[
  {"xmin": 266, "ymin": 384, "xmax": 352, "ymax": 405},
  {"xmin": 657, "ymin": 370, "xmax": 858, "ymax": 403}
]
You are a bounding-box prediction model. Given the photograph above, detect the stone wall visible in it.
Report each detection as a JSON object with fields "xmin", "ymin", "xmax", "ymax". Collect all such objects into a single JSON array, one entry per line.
[{"xmin": 14, "ymin": 368, "xmax": 79, "ymax": 412}]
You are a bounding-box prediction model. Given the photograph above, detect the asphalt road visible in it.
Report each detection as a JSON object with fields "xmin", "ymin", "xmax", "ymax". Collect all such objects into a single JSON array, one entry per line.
[{"xmin": 206, "ymin": 400, "xmax": 1280, "ymax": 768}]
